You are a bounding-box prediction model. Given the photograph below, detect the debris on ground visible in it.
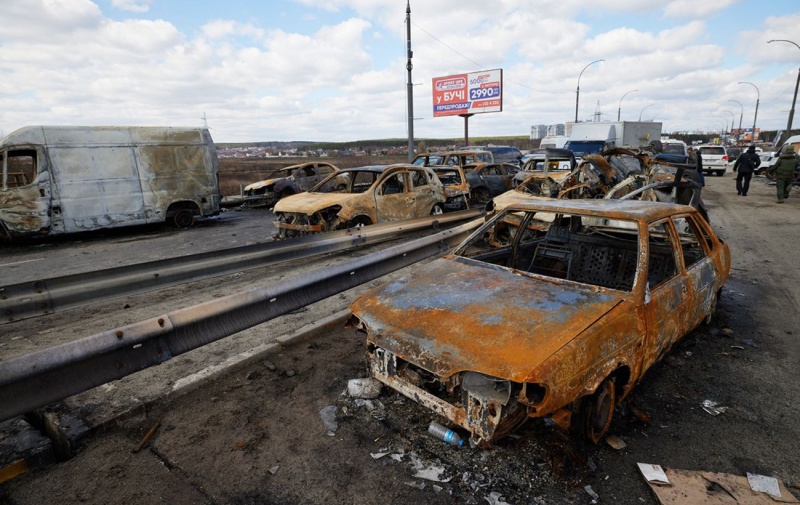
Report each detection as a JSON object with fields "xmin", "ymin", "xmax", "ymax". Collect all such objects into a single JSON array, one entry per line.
[
  {"xmin": 637, "ymin": 464, "xmax": 799, "ymax": 504},
  {"xmin": 347, "ymin": 377, "xmax": 382, "ymax": 399},
  {"xmin": 606, "ymin": 435, "xmax": 627, "ymax": 450},
  {"xmin": 701, "ymin": 400, "xmax": 729, "ymax": 416},
  {"xmin": 585, "ymin": 484, "xmax": 600, "ymax": 503},
  {"xmin": 319, "ymin": 405, "xmax": 338, "ymax": 435}
]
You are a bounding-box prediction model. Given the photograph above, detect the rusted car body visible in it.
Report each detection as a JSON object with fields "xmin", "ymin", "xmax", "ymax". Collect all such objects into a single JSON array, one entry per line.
[
  {"xmin": 350, "ymin": 199, "xmax": 730, "ymax": 446},
  {"xmin": 491, "ymin": 148, "xmax": 707, "ymax": 220},
  {"xmin": 0, "ymin": 126, "xmax": 220, "ymax": 239},
  {"xmin": 273, "ymin": 164, "xmax": 446, "ymax": 239},
  {"xmin": 412, "ymin": 150, "xmax": 494, "ymax": 167},
  {"xmin": 432, "ymin": 166, "xmax": 470, "ymax": 211},
  {"xmin": 463, "ymin": 162, "xmax": 518, "ymax": 204},
  {"xmin": 242, "ymin": 162, "xmax": 342, "ymax": 208}
]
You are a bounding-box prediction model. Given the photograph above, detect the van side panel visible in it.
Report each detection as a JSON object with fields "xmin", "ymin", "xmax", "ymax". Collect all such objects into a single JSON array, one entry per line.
[{"xmin": 48, "ymin": 145, "xmax": 147, "ymax": 232}]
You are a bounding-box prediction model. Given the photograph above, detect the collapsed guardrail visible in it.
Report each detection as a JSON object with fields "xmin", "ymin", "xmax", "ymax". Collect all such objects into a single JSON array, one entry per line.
[
  {"xmin": 0, "ymin": 217, "xmax": 484, "ymax": 422},
  {"xmin": 0, "ymin": 210, "xmax": 482, "ymax": 324}
]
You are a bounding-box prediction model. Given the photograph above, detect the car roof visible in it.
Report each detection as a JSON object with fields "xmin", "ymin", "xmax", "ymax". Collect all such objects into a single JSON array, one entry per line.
[
  {"xmin": 504, "ymin": 198, "xmax": 696, "ymax": 221},
  {"xmin": 339, "ymin": 164, "xmax": 422, "ymax": 173}
]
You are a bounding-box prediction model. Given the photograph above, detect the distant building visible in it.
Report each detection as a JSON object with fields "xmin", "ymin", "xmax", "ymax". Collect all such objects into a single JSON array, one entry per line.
[
  {"xmin": 530, "ymin": 124, "xmax": 548, "ymax": 140},
  {"xmin": 547, "ymin": 124, "xmax": 566, "ymax": 136}
]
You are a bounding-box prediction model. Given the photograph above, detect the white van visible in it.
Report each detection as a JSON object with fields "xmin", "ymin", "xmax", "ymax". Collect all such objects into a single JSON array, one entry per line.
[
  {"xmin": 758, "ymin": 135, "xmax": 800, "ymax": 174},
  {"xmin": 0, "ymin": 126, "xmax": 221, "ymax": 239}
]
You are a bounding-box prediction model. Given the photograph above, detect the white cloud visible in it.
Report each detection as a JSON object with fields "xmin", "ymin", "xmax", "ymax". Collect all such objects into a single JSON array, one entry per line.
[
  {"xmin": 110, "ymin": 0, "xmax": 153, "ymax": 13},
  {"xmin": 663, "ymin": 0, "xmax": 739, "ymax": 18}
]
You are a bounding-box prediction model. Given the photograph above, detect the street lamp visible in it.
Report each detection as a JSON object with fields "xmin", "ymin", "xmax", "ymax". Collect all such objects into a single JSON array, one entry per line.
[
  {"xmin": 638, "ymin": 104, "xmax": 653, "ymax": 121},
  {"xmin": 768, "ymin": 39, "xmax": 800, "ymax": 145},
  {"xmin": 723, "ymin": 110, "xmax": 735, "ymax": 139},
  {"xmin": 617, "ymin": 89, "xmax": 638, "ymax": 121},
  {"xmin": 728, "ymin": 99, "xmax": 744, "ymax": 147},
  {"xmin": 575, "ymin": 59, "xmax": 604, "ymax": 122},
  {"xmin": 738, "ymin": 81, "xmax": 760, "ymax": 144}
]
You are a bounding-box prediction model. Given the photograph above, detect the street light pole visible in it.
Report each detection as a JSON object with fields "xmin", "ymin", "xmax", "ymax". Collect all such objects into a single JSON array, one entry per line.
[
  {"xmin": 405, "ymin": 1, "xmax": 415, "ymax": 162},
  {"xmin": 638, "ymin": 104, "xmax": 653, "ymax": 121},
  {"xmin": 617, "ymin": 89, "xmax": 638, "ymax": 121},
  {"xmin": 575, "ymin": 59, "xmax": 604, "ymax": 123},
  {"xmin": 724, "ymin": 110, "xmax": 735, "ymax": 142},
  {"xmin": 768, "ymin": 39, "xmax": 800, "ymax": 145},
  {"xmin": 738, "ymin": 81, "xmax": 760, "ymax": 144},
  {"xmin": 728, "ymin": 99, "xmax": 744, "ymax": 148}
]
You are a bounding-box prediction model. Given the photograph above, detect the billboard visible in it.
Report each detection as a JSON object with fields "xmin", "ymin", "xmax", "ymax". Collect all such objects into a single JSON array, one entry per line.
[{"xmin": 432, "ymin": 69, "xmax": 503, "ymax": 118}]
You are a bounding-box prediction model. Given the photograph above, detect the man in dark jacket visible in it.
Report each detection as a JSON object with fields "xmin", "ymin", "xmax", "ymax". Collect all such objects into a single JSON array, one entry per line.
[
  {"xmin": 733, "ymin": 145, "xmax": 761, "ymax": 196},
  {"xmin": 769, "ymin": 145, "xmax": 799, "ymax": 203}
]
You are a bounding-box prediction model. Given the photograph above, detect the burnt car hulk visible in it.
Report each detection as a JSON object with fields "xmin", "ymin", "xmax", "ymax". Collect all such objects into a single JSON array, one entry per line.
[
  {"xmin": 242, "ymin": 161, "xmax": 342, "ymax": 208},
  {"xmin": 349, "ymin": 199, "xmax": 730, "ymax": 446},
  {"xmin": 273, "ymin": 164, "xmax": 446, "ymax": 239}
]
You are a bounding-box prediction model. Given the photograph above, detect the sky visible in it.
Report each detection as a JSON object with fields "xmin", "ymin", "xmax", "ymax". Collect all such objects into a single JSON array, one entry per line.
[{"xmin": 1, "ymin": 0, "xmax": 799, "ymax": 143}]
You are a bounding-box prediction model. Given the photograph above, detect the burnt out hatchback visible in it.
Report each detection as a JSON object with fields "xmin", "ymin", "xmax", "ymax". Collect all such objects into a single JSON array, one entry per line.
[{"xmin": 349, "ymin": 199, "xmax": 730, "ymax": 446}]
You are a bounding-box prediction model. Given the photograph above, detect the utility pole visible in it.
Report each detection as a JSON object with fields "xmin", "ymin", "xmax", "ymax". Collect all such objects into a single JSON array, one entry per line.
[{"xmin": 405, "ymin": 2, "xmax": 415, "ymax": 162}]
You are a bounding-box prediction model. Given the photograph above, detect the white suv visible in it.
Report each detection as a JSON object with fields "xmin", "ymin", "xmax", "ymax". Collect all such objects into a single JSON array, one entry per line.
[{"xmin": 697, "ymin": 145, "xmax": 729, "ymax": 176}]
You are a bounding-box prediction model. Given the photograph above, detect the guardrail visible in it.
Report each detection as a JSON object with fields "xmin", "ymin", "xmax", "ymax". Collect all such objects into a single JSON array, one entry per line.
[
  {"xmin": 0, "ymin": 210, "xmax": 482, "ymax": 324},
  {"xmin": 0, "ymin": 217, "xmax": 484, "ymax": 422}
]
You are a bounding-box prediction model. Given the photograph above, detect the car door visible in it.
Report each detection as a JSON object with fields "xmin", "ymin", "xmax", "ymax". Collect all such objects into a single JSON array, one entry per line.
[
  {"xmin": 410, "ymin": 168, "xmax": 440, "ymax": 216},
  {"xmin": 315, "ymin": 164, "xmax": 338, "ymax": 192},
  {"xmin": 481, "ymin": 164, "xmax": 513, "ymax": 196},
  {"xmin": 295, "ymin": 165, "xmax": 319, "ymax": 192},
  {"xmin": 640, "ymin": 219, "xmax": 693, "ymax": 373},
  {"xmin": 672, "ymin": 214, "xmax": 717, "ymax": 328},
  {"xmin": 375, "ymin": 169, "xmax": 415, "ymax": 222}
]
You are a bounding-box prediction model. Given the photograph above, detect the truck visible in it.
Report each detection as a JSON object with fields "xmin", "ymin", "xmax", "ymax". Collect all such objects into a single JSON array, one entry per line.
[
  {"xmin": 564, "ymin": 121, "xmax": 662, "ymax": 159},
  {"xmin": 0, "ymin": 126, "xmax": 221, "ymax": 240}
]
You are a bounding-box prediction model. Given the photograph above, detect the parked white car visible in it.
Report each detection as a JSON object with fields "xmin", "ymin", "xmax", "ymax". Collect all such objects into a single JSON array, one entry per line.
[
  {"xmin": 757, "ymin": 135, "xmax": 800, "ymax": 175},
  {"xmin": 697, "ymin": 145, "xmax": 729, "ymax": 176}
]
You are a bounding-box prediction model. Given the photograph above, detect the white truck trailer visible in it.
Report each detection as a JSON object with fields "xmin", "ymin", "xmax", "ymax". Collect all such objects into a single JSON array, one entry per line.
[
  {"xmin": 0, "ymin": 126, "xmax": 221, "ymax": 239},
  {"xmin": 564, "ymin": 121, "xmax": 662, "ymax": 159}
]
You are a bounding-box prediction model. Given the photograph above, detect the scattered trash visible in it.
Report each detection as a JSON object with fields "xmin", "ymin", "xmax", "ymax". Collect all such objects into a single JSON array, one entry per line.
[
  {"xmin": 268, "ymin": 466, "xmax": 279, "ymax": 475},
  {"xmin": 637, "ymin": 463, "xmax": 670, "ymax": 485},
  {"xmin": 132, "ymin": 421, "xmax": 161, "ymax": 454},
  {"xmin": 427, "ymin": 421, "xmax": 464, "ymax": 447},
  {"xmin": 747, "ymin": 473, "xmax": 782, "ymax": 498},
  {"xmin": 246, "ymin": 370, "xmax": 259, "ymax": 380},
  {"xmin": 485, "ymin": 491, "xmax": 512, "ymax": 505},
  {"xmin": 262, "ymin": 360, "xmax": 276, "ymax": 371},
  {"xmin": 606, "ymin": 436, "xmax": 627, "ymax": 450},
  {"xmin": 702, "ymin": 400, "xmax": 729, "ymax": 416},
  {"xmin": 347, "ymin": 377, "xmax": 382, "ymax": 399},
  {"xmin": 370, "ymin": 451, "xmax": 389, "ymax": 460},
  {"xmin": 405, "ymin": 480, "xmax": 426, "ymax": 490},
  {"xmin": 284, "ymin": 369, "xmax": 296, "ymax": 377},
  {"xmin": 409, "ymin": 453, "xmax": 451, "ymax": 482},
  {"xmin": 720, "ymin": 327, "xmax": 734, "ymax": 336},
  {"xmin": 584, "ymin": 485, "xmax": 600, "ymax": 504},
  {"xmin": 742, "ymin": 339, "xmax": 758, "ymax": 348},
  {"xmin": 731, "ymin": 345, "xmax": 745, "ymax": 350},
  {"xmin": 628, "ymin": 403, "xmax": 651, "ymax": 424},
  {"xmin": 637, "ymin": 465, "xmax": 799, "ymax": 504},
  {"xmin": 319, "ymin": 405, "xmax": 338, "ymax": 435},
  {"xmin": 354, "ymin": 398, "xmax": 386, "ymax": 420},
  {"xmin": 432, "ymin": 484, "xmax": 443, "ymax": 493}
]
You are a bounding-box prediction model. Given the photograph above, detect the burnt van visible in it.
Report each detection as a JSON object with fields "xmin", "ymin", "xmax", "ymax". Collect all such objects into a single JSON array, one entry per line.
[{"xmin": 0, "ymin": 126, "xmax": 220, "ymax": 239}]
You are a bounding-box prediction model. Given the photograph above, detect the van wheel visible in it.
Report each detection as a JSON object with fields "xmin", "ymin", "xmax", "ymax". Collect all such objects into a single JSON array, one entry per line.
[
  {"xmin": 579, "ymin": 378, "xmax": 616, "ymax": 444},
  {"xmin": 172, "ymin": 210, "xmax": 195, "ymax": 229}
]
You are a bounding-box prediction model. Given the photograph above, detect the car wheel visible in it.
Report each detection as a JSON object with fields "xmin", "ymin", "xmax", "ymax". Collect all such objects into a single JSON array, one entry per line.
[
  {"xmin": 431, "ymin": 204, "xmax": 444, "ymax": 215},
  {"xmin": 703, "ymin": 288, "xmax": 721, "ymax": 325},
  {"xmin": 581, "ymin": 378, "xmax": 616, "ymax": 444},
  {"xmin": 171, "ymin": 210, "xmax": 195, "ymax": 229},
  {"xmin": 473, "ymin": 188, "xmax": 491, "ymax": 204},
  {"xmin": 347, "ymin": 216, "xmax": 373, "ymax": 229},
  {"xmin": 717, "ymin": 170, "xmax": 724, "ymax": 177}
]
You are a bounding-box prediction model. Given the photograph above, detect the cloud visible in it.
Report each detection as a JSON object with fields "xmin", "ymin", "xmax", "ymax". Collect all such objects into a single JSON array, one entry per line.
[
  {"xmin": 110, "ymin": 0, "xmax": 154, "ymax": 13},
  {"xmin": 663, "ymin": 0, "xmax": 739, "ymax": 18}
]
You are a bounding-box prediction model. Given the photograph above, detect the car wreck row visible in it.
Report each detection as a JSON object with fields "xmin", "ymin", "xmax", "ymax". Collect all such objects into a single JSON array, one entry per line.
[{"xmin": 349, "ymin": 198, "xmax": 730, "ymax": 447}]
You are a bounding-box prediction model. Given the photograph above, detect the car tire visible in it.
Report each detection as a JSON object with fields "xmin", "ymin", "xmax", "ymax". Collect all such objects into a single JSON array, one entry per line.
[
  {"xmin": 580, "ymin": 378, "xmax": 616, "ymax": 444},
  {"xmin": 431, "ymin": 204, "xmax": 444, "ymax": 215},
  {"xmin": 171, "ymin": 210, "xmax": 195, "ymax": 229}
]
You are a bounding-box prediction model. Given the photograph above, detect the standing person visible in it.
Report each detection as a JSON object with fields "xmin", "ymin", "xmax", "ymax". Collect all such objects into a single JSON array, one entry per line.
[
  {"xmin": 769, "ymin": 145, "xmax": 799, "ymax": 203},
  {"xmin": 687, "ymin": 147, "xmax": 697, "ymax": 166},
  {"xmin": 733, "ymin": 145, "xmax": 761, "ymax": 196},
  {"xmin": 688, "ymin": 147, "xmax": 705, "ymax": 186}
]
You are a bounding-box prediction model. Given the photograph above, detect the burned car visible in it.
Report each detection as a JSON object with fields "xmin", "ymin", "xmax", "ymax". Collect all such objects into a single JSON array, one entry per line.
[
  {"xmin": 242, "ymin": 162, "xmax": 341, "ymax": 208},
  {"xmin": 412, "ymin": 150, "xmax": 494, "ymax": 167},
  {"xmin": 432, "ymin": 165, "xmax": 470, "ymax": 211},
  {"xmin": 273, "ymin": 164, "xmax": 446, "ymax": 239},
  {"xmin": 350, "ymin": 199, "xmax": 730, "ymax": 446},
  {"xmin": 463, "ymin": 162, "xmax": 518, "ymax": 204}
]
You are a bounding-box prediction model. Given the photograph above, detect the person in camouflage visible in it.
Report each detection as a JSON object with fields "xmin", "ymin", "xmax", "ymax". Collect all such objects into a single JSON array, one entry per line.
[{"xmin": 769, "ymin": 145, "xmax": 799, "ymax": 203}]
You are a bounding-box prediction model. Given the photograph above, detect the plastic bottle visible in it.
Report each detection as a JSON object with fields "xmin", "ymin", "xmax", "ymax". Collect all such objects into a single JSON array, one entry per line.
[{"xmin": 427, "ymin": 421, "xmax": 464, "ymax": 447}]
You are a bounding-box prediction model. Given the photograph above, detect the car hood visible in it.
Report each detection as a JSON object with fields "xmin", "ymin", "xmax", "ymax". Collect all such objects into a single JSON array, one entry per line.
[
  {"xmin": 273, "ymin": 192, "xmax": 359, "ymax": 214},
  {"xmin": 350, "ymin": 257, "xmax": 624, "ymax": 383},
  {"xmin": 491, "ymin": 190, "xmax": 544, "ymax": 211},
  {"xmin": 244, "ymin": 179, "xmax": 279, "ymax": 192}
]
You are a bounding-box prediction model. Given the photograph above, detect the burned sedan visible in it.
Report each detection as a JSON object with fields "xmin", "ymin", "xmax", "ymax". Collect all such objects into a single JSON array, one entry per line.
[
  {"xmin": 273, "ymin": 164, "xmax": 446, "ymax": 239},
  {"xmin": 242, "ymin": 162, "xmax": 341, "ymax": 208},
  {"xmin": 349, "ymin": 199, "xmax": 730, "ymax": 446}
]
